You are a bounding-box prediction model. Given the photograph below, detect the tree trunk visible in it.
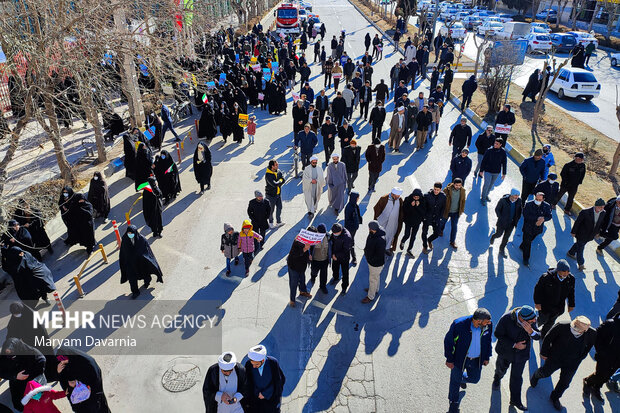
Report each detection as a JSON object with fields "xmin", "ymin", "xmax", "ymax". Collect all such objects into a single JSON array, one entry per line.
[
  {"xmin": 570, "ymin": 0, "xmax": 580, "ymax": 29},
  {"xmin": 611, "ymin": 142, "xmax": 620, "ymax": 177},
  {"xmin": 557, "ymin": 0, "xmax": 569, "ymax": 28},
  {"xmin": 588, "ymin": 3, "xmax": 599, "ymax": 31},
  {"xmin": 40, "ymin": 94, "xmax": 75, "ymax": 184},
  {"xmin": 0, "ymin": 116, "xmax": 28, "ymax": 222},
  {"xmin": 114, "ymin": 7, "xmax": 144, "ymax": 128}
]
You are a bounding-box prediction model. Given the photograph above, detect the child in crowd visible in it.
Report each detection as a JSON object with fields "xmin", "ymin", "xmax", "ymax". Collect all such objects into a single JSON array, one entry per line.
[
  {"xmin": 247, "ymin": 115, "xmax": 257, "ymax": 144},
  {"xmin": 221, "ymin": 223, "xmax": 239, "ymax": 276},
  {"xmin": 238, "ymin": 220, "xmax": 263, "ymax": 276}
]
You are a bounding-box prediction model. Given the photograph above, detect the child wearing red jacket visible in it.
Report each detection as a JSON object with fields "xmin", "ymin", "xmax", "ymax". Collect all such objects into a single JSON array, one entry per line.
[
  {"xmin": 21, "ymin": 381, "xmax": 65, "ymax": 413},
  {"xmin": 247, "ymin": 116, "xmax": 257, "ymax": 144}
]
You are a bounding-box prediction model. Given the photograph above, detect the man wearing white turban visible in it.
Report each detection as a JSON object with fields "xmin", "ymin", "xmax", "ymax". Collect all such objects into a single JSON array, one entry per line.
[
  {"xmin": 203, "ymin": 351, "xmax": 247, "ymax": 413},
  {"xmin": 244, "ymin": 345, "xmax": 286, "ymax": 413},
  {"xmin": 302, "ymin": 155, "xmax": 325, "ymax": 216},
  {"xmin": 326, "ymin": 153, "xmax": 347, "ymax": 214},
  {"xmin": 373, "ymin": 187, "xmax": 404, "ymax": 254}
]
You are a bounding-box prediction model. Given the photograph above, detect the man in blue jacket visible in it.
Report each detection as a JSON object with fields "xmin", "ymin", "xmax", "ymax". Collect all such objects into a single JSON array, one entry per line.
[
  {"xmin": 294, "ymin": 124, "xmax": 318, "ymax": 168},
  {"xmin": 158, "ymin": 100, "xmax": 180, "ymax": 142},
  {"xmin": 444, "ymin": 308, "xmax": 493, "ymax": 413},
  {"xmin": 519, "ymin": 149, "xmax": 546, "ymax": 206}
]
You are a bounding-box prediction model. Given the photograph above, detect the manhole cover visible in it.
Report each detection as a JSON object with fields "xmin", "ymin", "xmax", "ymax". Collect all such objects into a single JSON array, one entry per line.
[{"xmin": 161, "ymin": 362, "xmax": 200, "ymax": 392}]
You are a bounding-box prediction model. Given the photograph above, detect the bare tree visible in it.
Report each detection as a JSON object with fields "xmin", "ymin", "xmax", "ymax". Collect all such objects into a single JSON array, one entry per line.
[
  {"xmin": 471, "ymin": 31, "xmax": 492, "ymax": 76},
  {"xmin": 610, "ymin": 86, "xmax": 620, "ymax": 177},
  {"xmin": 557, "ymin": 0, "xmax": 570, "ymax": 28},
  {"xmin": 530, "ymin": 56, "xmax": 569, "ymax": 141}
]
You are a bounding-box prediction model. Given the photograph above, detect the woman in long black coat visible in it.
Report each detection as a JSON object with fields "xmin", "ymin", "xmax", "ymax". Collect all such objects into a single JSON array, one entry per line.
[
  {"xmin": 58, "ymin": 187, "xmax": 96, "ymax": 253},
  {"xmin": 145, "ymin": 112, "xmax": 163, "ymax": 150},
  {"xmin": 193, "ymin": 141, "xmax": 212, "ymax": 193},
  {"xmin": 153, "ymin": 150, "xmax": 181, "ymax": 204},
  {"xmin": 141, "ymin": 176, "xmax": 164, "ymax": 237},
  {"xmin": 119, "ymin": 225, "xmax": 163, "ymax": 298},
  {"xmin": 1, "ymin": 246, "xmax": 55, "ymax": 305},
  {"xmin": 122, "ymin": 133, "xmax": 137, "ymax": 180},
  {"xmin": 522, "ymin": 69, "xmax": 540, "ymax": 103},
  {"xmin": 231, "ymin": 103, "xmax": 245, "ymax": 143},
  {"xmin": 134, "ymin": 141, "xmax": 154, "ymax": 190},
  {"xmin": 15, "ymin": 200, "xmax": 52, "ymax": 254},
  {"xmin": 198, "ymin": 104, "xmax": 217, "ymax": 141},
  {"xmin": 0, "ymin": 338, "xmax": 46, "ymax": 410},
  {"xmin": 87, "ymin": 172, "xmax": 111, "ymax": 221},
  {"xmin": 52, "ymin": 345, "xmax": 111, "ymax": 412},
  {"xmin": 217, "ymin": 102, "xmax": 232, "ymax": 142}
]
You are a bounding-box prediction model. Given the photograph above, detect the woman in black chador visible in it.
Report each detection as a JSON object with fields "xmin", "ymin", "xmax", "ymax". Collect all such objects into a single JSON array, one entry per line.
[
  {"xmin": 153, "ymin": 150, "xmax": 181, "ymax": 205},
  {"xmin": 87, "ymin": 172, "xmax": 111, "ymax": 222},
  {"xmin": 141, "ymin": 176, "xmax": 164, "ymax": 237},
  {"xmin": 119, "ymin": 225, "xmax": 163, "ymax": 298},
  {"xmin": 58, "ymin": 187, "xmax": 96, "ymax": 254}
]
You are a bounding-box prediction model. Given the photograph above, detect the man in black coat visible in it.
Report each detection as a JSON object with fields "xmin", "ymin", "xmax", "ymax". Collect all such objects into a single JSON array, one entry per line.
[
  {"xmin": 415, "ymin": 105, "xmax": 433, "ymax": 150},
  {"xmin": 554, "ymin": 152, "xmax": 586, "ymax": 215},
  {"xmin": 331, "ymin": 92, "xmax": 346, "ymax": 127},
  {"xmin": 450, "ymin": 149, "xmax": 473, "ymax": 183},
  {"xmin": 443, "ymin": 65, "xmax": 454, "ymax": 99},
  {"xmin": 597, "ymin": 195, "xmax": 620, "ymax": 256},
  {"xmin": 533, "ymin": 259, "xmax": 575, "ymax": 338},
  {"xmin": 320, "ymin": 117, "xmax": 338, "ymax": 164},
  {"xmin": 342, "ymin": 139, "xmax": 361, "ymax": 192},
  {"xmin": 449, "ymin": 118, "xmax": 473, "ymax": 159},
  {"xmin": 493, "ymin": 306, "xmax": 540, "ymax": 411},
  {"xmin": 494, "ymin": 104, "xmax": 516, "ymax": 146},
  {"xmin": 329, "ymin": 223, "xmax": 353, "ymax": 294},
  {"xmin": 315, "ymin": 89, "xmax": 330, "ymax": 125},
  {"xmin": 473, "ymin": 125, "xmax": 495, "ymax": 176},
  {"xmin": 369, "ymin": 101, "xmax": 387, "ymax": 142},
  {"xmin": 247, "ymin": 190, "xmax": 271, "ymax": 250},
  {"xmin": 567, "ymin": 198, "xmax": 606, "ymax": 271},
  {"xmin": 203, "ymin": 351, "xmax": 248, "ymax": 413},
  {"xmin": 490, "ymin": 189, "xmax": 523, "ymax": 258},
  {"xmin": 520, "ymin": 193, "xmax": 552, "ymax": 267},
  {"xmin": 530, "ymin": 317, "xmax": 596, "ymax": 411},
  {"xmin": 460, "ymin": 75, "xmax": 478, "ymax": 111},
  {"xmin": 292, "ymin": 100, "xmax": 308, "ymax": 134},
  {"xmin": 422, "ymin": 182, "xmax": 446, "ymax": 254},
  {"xmin": 404, "ymin": 100, "xmax": 418, "ymax": 143},
  {"xmin": 358, "ymin": 80, "xmax": 373, "ymax": 120},
  {"xmin": 372, "ymin": 79, "xmax": 389, "ymax": 104},
  {"xmin": 245, "ymin": 345, "xmax": 286, "ymax": 413},
  {"xmin": 362, "ymin": 221, "xmax": 386, "ymax": 303},
  {"xmin": 583, "ymin": 313, "xmax": 620, "ymax": 402},
  {"xmin": 265, "ymin": 160, "xmax": 285, "ymax": 226}
]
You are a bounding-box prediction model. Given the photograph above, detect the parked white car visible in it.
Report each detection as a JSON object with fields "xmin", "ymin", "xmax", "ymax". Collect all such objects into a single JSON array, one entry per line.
[
  {"xmin": 530, "ymin": 26, "xmax": 549, "ymax": 34},
  {"xmin": 525, "ymin": 34, "xmax": 552, "ymax": 54},
  {"xmin": 530, "ymin": 22, "xmax": 551, "ymax": 32},
  {"xmin": 439, "ymin": 22, "xmax": 467, "ymax": 39},
  {"xmin": 550, "ymin": 67, "xmax": 600, "ymax": 100},
  {"xmin": 566, "ymin": 31, "xmax": 599, "ymax": 48},
  {"xmin": 462, "ymin": 15, "xmax": 483, "ymax": 30},
  {"xmin": 611, "ymin": 52, "xmax": 620, "ymax": 66},
  {"xmin": 477, "ymin": 21, "xmax": 504, "ymax": 37},
  {"xmin": 496, "ymin": 13, "xmax": 514, "ymax": 23}
]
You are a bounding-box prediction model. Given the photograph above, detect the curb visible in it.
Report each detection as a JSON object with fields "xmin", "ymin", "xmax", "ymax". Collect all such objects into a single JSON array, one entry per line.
[{"xmin": 351, "ymin": 0, "xmax": 620, "ymax": 259}]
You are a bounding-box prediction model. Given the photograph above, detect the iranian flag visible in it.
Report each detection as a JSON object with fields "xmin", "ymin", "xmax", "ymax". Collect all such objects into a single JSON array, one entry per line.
[
  {"xmin": 202, "ymin": 93, "xmax": 208, "ymax": 104},
  {"xmin": 136, "ymin": 182, "xmax": 153, "ymax": 193},
  {"xmin": 164, "ymin": 164, "xmax": 174, "ymax": 174}
]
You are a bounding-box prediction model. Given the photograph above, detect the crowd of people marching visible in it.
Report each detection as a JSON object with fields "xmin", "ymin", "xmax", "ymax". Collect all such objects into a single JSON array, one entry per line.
[{"xmin": 0, "ymin": 11, "xmax": 618, "ymax": 413}]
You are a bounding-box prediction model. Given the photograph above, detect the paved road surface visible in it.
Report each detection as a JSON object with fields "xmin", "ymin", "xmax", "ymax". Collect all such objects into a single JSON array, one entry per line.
[{"xmin": 0, "ymin": 0, "xmax": 618, "ymax": 412}]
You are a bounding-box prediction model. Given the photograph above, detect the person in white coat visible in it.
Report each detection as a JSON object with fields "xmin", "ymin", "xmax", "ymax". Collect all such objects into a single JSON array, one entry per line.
[
  {"xmin": 302, "ymin": 156, "xmax": 325, "ymax": 216},
  {"xmin": 404, "ymin": 44, "xmax": 417, "ymax": 64}
]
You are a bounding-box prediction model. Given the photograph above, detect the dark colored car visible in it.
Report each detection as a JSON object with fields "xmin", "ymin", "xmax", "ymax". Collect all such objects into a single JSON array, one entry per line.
[
  {"xmin": 536, "ymin": 9, "xmax": 558, "ymax": 23},
  {"xmin": 550, "ymin": 33, "xmax": 577, "ymax": 53}
]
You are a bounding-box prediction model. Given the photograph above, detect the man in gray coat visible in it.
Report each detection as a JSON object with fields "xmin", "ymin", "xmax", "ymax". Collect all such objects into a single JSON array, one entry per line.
[{"xmin": 326, "ymin": 152, "xmax": 347, "ymax": 214}]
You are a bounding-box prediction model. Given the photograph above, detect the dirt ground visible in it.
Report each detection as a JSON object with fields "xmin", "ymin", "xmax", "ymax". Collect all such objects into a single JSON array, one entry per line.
[{"xmin": 452, "ymin": 77, "xmax": 616, "ymax": 207}]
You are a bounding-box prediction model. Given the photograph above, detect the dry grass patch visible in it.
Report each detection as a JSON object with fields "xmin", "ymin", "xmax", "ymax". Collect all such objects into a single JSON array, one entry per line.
[{"xmin": 452, "ymin": 77, "xmax": 616, "ymax": 207}]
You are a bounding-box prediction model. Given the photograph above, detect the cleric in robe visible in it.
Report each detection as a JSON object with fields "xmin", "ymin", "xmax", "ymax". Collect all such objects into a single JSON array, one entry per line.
[
  {"xmin": 203, "ymin": 351, "xmax": 247, "ymax": 413},
  {"xmin": 373, "ymin": 187, "xmax": 405, "ymax": 254},
  {"xmin": 302, "ymin": 156, "xmax": 325, "ymax": 216},
  {"xmin": 244, "ymin": 345, "xmax": 286, "ymax": 413},
  {"xmin": 326, "ymin": 153, "xmax": 347, "ymax": 215},
  {"xmin": 119, "ymin": 225, "xmax": 163, "ymax": 299}
]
